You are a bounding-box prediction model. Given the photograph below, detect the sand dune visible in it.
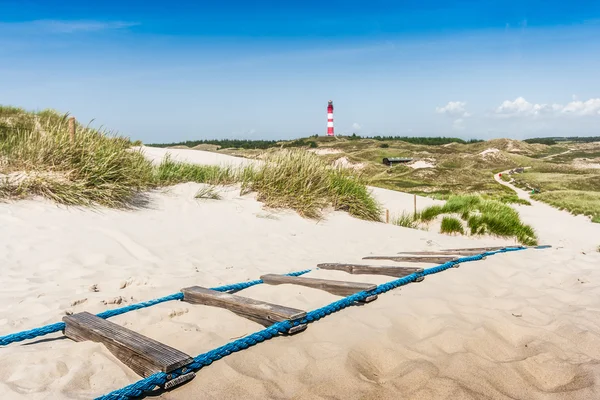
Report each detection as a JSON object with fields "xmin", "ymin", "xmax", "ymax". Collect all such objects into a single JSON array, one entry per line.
[{"xmin": 1, "ymin": 149, "xmax": 599, "ymax": 399}]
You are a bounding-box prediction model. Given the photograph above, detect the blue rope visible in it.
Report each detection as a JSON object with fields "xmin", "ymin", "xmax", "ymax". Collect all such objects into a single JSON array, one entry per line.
[
  {"xmin": 0, "ymin": 269, "xmax": 312, "ymax": 347},
  {"xmin": 97, "ymin": 247, "xmax": 529, "ymax": 400}
]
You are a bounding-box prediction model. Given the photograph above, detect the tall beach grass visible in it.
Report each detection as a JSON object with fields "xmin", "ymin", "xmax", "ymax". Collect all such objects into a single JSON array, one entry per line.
[{"xmin": 1, "ymin": 107, "xmax": 381, "ymax": 220}]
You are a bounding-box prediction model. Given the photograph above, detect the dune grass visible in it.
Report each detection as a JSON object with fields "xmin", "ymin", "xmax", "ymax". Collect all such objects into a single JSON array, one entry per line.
[
  {"xmin": 417, "ymin": 195, "xmax": 537, "ymax": 245},
  {"xmin": 1, "ymin": 108, "xmax": 381, "ymax": 220},
  {"xmin": 393, "ymin": 212, "xmax": 419, "ymax": 228},
  {"xmin": 440, "ymin": 216, "xmax": 464, "ymax": 234},
  {"xmin": 531, "ymin": 190, "xmax": 600, "ymax": 223},
  {"xmin": 241, "ymin": 150, "xmax": 382, "ymax": 220},
  {"xmin": 195, "ymin": 185, "xmax": 222, "ymax": 200},
  {"xmin": 0, "ymin": 108, "xmax": 154, "ymax": 207}
]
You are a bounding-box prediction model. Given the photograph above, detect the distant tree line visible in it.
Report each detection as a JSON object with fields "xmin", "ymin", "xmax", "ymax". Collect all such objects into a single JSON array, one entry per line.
[
  {"xmin": 525, "ymin": 137, "xmax": 600, "ymax": 145},
  {"xmin": 147, "ymin": 135, "xmax": 484, "ymax": 149},
  {"xmin": 345, "ymin": 133, "xmax": 483, "ymax": 145},
  {"xmin": 146, "ymin": 139, "xmax": 281, "ymax": 149}
]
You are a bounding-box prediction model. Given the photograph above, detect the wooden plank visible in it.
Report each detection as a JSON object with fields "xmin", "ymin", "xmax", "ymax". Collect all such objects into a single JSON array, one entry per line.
[
  {"xmin": 396, "ymin": 250, "xmax": 483, "ymax": 256},
  {"xmin": 181, "ymin": 286, "xmax": 307, "ymax": 334},
  {"xmin": 317, "ymin": 263, "xmax": 424, "ymax": 279},
  {"xmin": 440, "ymin": 246, "xmax": 514, "ymax": 252},
  {"xmin": 363, "ymin": 255, "xmax": 458, "ymax": 263},
  {"xmin": 260, "ymin": 274, "xmax": 378, "ymax": 302},
  {"xmin": 63, "ymin": 312, "xmax": 192, "ymax": 378}
]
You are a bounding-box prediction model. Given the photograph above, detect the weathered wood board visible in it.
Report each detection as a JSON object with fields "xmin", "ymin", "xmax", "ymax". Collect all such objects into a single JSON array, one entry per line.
[
  {"xmin": 63, "ymin": 312, "xmax": 192, "ymax": 377},
  {"xmin": 317, "ymin": 263, "xmax": 424, "ymax": 280},
  {"xmin": 440, "ymin": 246, "xmax": 515, "ymax": 252},
  {"xmin": 363, "ymin": 255, "xmax": 458, "ymax": 263},
  {"xmin": 181, "ymin": 286, "xmax": 307, "ymax": 333},
  {"xmin": 396, "ymin": 250, "xmax": 483, "ymax": 256},
  {"xmin": 260, "ymin": 274, "xmax": 378, "ymax": 302}
]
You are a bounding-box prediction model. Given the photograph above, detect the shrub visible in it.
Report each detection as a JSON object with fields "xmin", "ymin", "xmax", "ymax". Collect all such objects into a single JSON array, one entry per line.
[
  {"xmin": 379, "ymin": 143, "xmax": 390, "ymax": 148},
  {"xmin": 440, "ymin": 216, "xmax": 464, "ymax": 234}
]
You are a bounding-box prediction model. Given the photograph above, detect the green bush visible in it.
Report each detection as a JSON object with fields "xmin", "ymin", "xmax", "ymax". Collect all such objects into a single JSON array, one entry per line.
[
  {"xmin": 417, "ymin": 195, "xmax": 537, "ymax": 245},
  {"xmin": 440, "ymin": 216, "xmax": 464, "ymax": 234}
]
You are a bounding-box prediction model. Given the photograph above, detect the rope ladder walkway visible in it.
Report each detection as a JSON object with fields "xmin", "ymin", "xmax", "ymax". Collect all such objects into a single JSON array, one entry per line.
[{"xmin": 96, "ymin": 246, "xmax": 529, "ymax": 399}]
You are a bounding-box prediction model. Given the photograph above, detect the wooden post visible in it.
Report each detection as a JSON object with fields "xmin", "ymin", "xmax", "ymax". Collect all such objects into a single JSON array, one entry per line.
[
  {"xmin": 413, "ymin": 194, "xmax": 417, "ymax": 217},
  {"xmin": 68, "ymin": 116, "xmax": 76, "ymax": 143},
  {"xmin": 386, "ymin": 209, "xmax": 389, "ymax": 224}
]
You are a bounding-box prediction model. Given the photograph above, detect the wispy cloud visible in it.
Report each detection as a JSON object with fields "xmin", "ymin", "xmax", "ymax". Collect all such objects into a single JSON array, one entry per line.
[
  {"xmin": 493, "ymin": 97, "xmax": 600, "ymax": 118},
  {"xmin": 435, "ymin": 101, "xmax": 471, "ymax": 118},
  {"xmin": 0, "ymin": 20, "xmax": 139, "ymax": 34}
]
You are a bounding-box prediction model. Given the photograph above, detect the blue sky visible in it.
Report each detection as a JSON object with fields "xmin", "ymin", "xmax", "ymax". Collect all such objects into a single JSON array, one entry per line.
[{"xmin": 1, "ymin": 1, "xmax": 600, "ymax": 142}]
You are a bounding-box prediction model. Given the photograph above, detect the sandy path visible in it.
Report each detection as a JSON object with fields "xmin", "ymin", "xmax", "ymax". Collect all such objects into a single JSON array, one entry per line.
[
  {"xmin": 0, "ymin": 148, "xmax": 599, "ymax": 399},
  {"xmin": 495, "ymin": 170, "xmax": 600, "ymax": 251}
]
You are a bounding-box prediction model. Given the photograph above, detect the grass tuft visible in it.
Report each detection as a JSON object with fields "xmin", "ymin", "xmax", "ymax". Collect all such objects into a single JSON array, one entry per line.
[
  {"xmin": 241, "ymin": 150, "xmax": 382, "ymax": 220},
  {"xmin": 195, "ymin": 185, "xmax": 222, "ymax": 200},
  {"xmin": 418, "ymin": 195, "xmax": 537, "ymax": 245},
  {"xmin": 440, "ymin": 216, "xmax": 464, "ymax": 234},
  {"xmin": 393, "ymin": 212, "xmax": 419, "ymax": 228}
]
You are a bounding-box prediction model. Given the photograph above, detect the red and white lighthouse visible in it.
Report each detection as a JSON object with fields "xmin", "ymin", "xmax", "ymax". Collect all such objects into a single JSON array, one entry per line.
[{"xmin": 326, "ymin": 100, "xmax": 334, "ymax": 136}]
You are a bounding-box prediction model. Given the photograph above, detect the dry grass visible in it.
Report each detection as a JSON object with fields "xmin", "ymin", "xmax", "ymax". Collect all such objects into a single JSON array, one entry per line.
[
  {"xmin": 241, "ymin": 150, "xmax": 382, "ymax": 220},
  {"xmin": 1, "ymin": 107, "xmax": 381, "ymax": 221}
]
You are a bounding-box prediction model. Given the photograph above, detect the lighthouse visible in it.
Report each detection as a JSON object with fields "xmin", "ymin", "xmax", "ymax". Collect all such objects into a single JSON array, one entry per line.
[{"xmin": 326, "ymin": 100, "xmax": 334, "ymax": 136}]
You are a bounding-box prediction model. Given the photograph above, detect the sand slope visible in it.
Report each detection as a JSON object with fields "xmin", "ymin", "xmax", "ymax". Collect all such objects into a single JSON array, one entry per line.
[{"xmin": 0, "ymin": 150, "xmax": 599, "ymax": 399}]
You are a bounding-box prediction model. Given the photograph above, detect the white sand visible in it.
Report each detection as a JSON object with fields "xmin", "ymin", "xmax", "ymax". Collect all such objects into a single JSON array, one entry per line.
[
  {"xmin": 333, "ymin": 156, "xmax": 366, "ymax": 170},
  {"xmin": 479, "ymin": 148, "xmax": 500, "ymax": 156},
  {"xmin": 408, "ymin": 160, "xmax": 435, "ymax": 169},
  {"xmin": 136, "ymin": 145, "xmax": 256, "ymax": 167},
  {"xmin": 1, "ymin": 149, "xmax": 600, "ymax": 399},
  {"xmin": 309, "ymin": 148, "xmax": 343, "ymax": 155}
]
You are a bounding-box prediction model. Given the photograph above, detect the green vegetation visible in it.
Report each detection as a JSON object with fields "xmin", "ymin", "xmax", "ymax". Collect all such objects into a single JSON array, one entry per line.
[
  {"xmin": 195, "ymin": 185, "xmax": 222, "ymax": 200},
  {"xmin": 530, "ymin": 190, "xmax": 600, "ymax": 223},
  {"xmin": 147, "ymin": 139, "xmax": 280, "ymax": 150},
  {"xmin": 241, "ymin": 150, "xmax": 382, "ymax": 220},
  {"xmin": 339, "ymin": 135, "xmax": 483, "ymax": 145},
  {"xmin": 393, "ymin": 212, "xmax": 418, "ymax": 228},
  {"xmin": 524, "ymin": 138, "xmax": 558, "ymax": 145},
  {"xmin": 0, "ymin": 107, "xmax": 153, "ymax": 208},
  {"xmin": 1, "ymin": 107, "xmax": 382, "ymax": 221},
  {"xmin": 525, "ymin": 136, "xmax": 600, "ymax": 144},
  {"xmin": 440, "ymin": 216, "xmax": 464, "ymax": 234},
  {"xmin": 417, "ymin": 195, "xmax": 537, "ymax": 245},
  {"xmin": 155, "ymin": 155, "xmax": 239, "ymax": 186}
]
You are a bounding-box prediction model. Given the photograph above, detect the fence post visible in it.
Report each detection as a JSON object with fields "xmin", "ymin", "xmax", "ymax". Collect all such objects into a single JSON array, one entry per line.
[
  {"xmin": 386, "ymin": 209, "xmax": 389, "ymax": 224},
  {"xmin": 68, "ymin": 116, "xmax": 75, "ymax": 143},
  {"xmin": 413, "ymin": 194, "xmax": 417, "ymax": 217}
]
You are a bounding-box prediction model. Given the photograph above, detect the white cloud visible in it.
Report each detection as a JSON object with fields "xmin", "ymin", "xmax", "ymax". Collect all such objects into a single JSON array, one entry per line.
[
  {"xmin": 436, "ymin": 101, "xmax": 471, "ymax": 117},
  {"xmin": 494, "ymin": 97, "xmax": 600, "ymax": 118},
  {"xmin": 561, "ymin": 98, "xmax": 600, "ymax": 116},
  {"xmin": 351, "ymin": 122, "xmax": 361, "ymax": 131},
  {"xmin": 0, "ymin": 20, "xmax": 139, "ymax": 34}
]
